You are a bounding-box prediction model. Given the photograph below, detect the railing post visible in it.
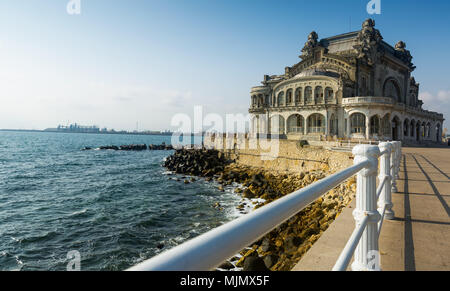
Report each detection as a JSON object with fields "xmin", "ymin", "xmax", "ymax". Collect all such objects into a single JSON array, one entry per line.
[
  {"xmin": 352, "ymin": 145, "xmax": 382, "ymax": 271},
  {"xmin": 390, "ymin": 141, "xmax": 398, "ymax": 193},
  {"xmin": 378, "ymin": 142, "xmax": 395, "ymax": 219},
  {"xmin": 396, "ymin": 142, "xmax": 402, "ymax": 181}
]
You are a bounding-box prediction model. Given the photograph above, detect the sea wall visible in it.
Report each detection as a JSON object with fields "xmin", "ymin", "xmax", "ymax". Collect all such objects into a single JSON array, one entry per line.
[{"xmin": 203, "ymin": 136, "xmax": 353, "ymax": 174}]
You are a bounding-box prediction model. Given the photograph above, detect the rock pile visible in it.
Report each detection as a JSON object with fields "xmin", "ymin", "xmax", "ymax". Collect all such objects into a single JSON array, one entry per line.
[
  {"xmin": 164, "ymin": 149, "xmax": 230, "ymax": 176},
  {"xmin": 163, "ymin": 149, "xmax": 357, "ymax": 271},
  {"xmin": 149, "ymin": 143, "xmax": 173, "ymax": 150},
  {"xmin": 82, "ymin": 143, "xmax": 173, "ymax": 151},
  {"xmin": 119, "ymin": 144, "xmax": 148, "ymax": 151}
]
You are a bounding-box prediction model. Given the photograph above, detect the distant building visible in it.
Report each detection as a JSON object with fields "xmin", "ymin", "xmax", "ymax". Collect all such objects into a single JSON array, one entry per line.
[
  {"xmin": 249, "ymin": 19, "xmax": 445, "ymax": 143},
  {"xmin": 57, "ymin": 123, "xmax": 100, "ymax": 133}
]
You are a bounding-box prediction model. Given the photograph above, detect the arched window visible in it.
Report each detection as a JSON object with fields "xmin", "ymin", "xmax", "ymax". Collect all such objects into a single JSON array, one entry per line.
[
  {"xmin": 392, "ymin": 116, "xmax": 401, "ymax": 141},
  {"xmin": 307, "ymin": 113, "xmax": 325, "ymax": 133},
  {"xmin": 383, "ymin": 79, "xmax": 401, "ymax": 102},
  {"xmin": 286, "ymin": 89, "xmax": 293, "ymax": 105},
  {"xmin": 410, "ymin": 120, "xmax": 415, "ymax": 137},
  {"xmin": 370, "ymin": 115, "xmax": 380, "ymax": 136},
  {"xmin": 403, "ymin": 119, "xmax": 410, "ymax": 137},
  {"xmin": 325, "ymin": 87, "xmax": 334, "ymax": 102},
  {"xmin": 315, "ymin": 86, "xmax": 323, "ymax": 103},
  {"xmin": 269, "ymin": 115, "xmax": 285, "ymax": 134},
  {"xmin": 329, "ymin": 113, "xmax": 338, "ymax": 135},
  {"xmin": 416, "ymin": 121, "xmax": 421, "ymax": 141},
  {"xmin": 287, "ymin": 114, "xmax": 304, "ymax": 134},
  {"xmin": 305, "ymin": 87, "xmax": 313, "ymax": 104},
  {"xmin": 295, "ymin": 88, "xmax": 302, "ymax": 104},
  {"xmin": 350, "ymin": 113, "xmax": 366, "ymax": 134},
  {"xmin": 277, "ymin": 92, "xmax": 285, "ymax": 107}
]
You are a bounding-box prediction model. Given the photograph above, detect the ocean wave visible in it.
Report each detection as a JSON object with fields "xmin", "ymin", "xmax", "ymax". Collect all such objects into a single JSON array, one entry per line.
[
  {"xmin": 19, "ymin": 231, "xmax": 59, "ymax": 244},
  {"xmin": 68, "ymin": 209, "xmax": 88, "ymax": 217}
]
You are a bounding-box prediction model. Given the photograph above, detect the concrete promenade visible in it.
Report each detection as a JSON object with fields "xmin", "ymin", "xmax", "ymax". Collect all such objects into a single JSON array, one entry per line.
[{"xmin": 293, "ymin": 146, "xmax": 450, "ymax": 271}]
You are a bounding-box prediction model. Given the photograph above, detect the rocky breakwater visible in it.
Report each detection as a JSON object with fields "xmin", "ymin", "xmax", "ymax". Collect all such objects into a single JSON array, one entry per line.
[
  {"xmin": 82, "ymin": 143, "xmax": 174, "ymax": 151},
  {"xmin": 164, "ymin": 149, "xmax": 356, "ymax": 271},
  {"xmin": 164, "ymin": 148, "xmax": 230, "ymax": 177}
]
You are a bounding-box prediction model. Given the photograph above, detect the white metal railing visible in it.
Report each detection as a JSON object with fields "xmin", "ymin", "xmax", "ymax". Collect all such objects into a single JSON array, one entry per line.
[
  {"xmin": 332, "ymin": 141, "xmax": 400, "ymax": 271},
  {"xmin": 127, "ymin": 141, "xmax": 401, "ymax": 271},
  {"xmin": 342, "ymin": 96, "xmax": 396, "ymax": 105},
  {"xmin": 288, "ymin": 127, "xmax": 304, "ymax": 134}
]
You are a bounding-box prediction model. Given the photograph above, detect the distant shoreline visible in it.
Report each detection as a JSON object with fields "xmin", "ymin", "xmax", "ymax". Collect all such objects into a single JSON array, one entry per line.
[{"xmin": 0, "ymin": 129, "xmax": 207, "ymax": 137}]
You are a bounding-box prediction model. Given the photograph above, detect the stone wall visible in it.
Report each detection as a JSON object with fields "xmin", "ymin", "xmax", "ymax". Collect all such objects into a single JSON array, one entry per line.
[{"xmin": 204, "ymin": 136, "xmax": 354, "ymax": 174}]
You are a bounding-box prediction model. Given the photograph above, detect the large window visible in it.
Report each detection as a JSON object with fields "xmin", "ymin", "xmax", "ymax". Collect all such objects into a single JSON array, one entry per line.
[
  {"xmin": 351, "ymin": 113, "xmax": 366, "ymax": 134},
  {"xmin": 325, "ymin": 87, "xmax": 334, "ymax": 102},
  {"xmin": 370, "ymin": 115, "xmax": 380, "ymax": 135},
  {"xmin": 330, "ymin": 114, "xmax": 338, "ymax": 135},
  {"xmin": 295, "ymin": 88, "xmax": 302, "ymax": 104},
  {"xmin": 403, "ymin": 119, "xmax": 410, "ymax": 137},
  {"xmin": 383, "ymin": 79, "xmax": 401, "ymax": 102},
  {"xmin": 315, "ymin": 86, "xmax": 323, "ymax": 103},
  {"xmin": 305, "ymin": 87, "xmax": 313, "ymax": 104},
  {"xmin": 307, "ymin": 113, "xmax": 325, "ymax": 133},
  {"xmin": 287, "ymin": 114, "xmax": 304, "ymax": 134},
  {"xmin": 286, "ymin": 89, "xmax": 293, "ymax": 105},
  {"xmin": 277, "ymin": 92, "xmax": 285, "ymax": 107}
]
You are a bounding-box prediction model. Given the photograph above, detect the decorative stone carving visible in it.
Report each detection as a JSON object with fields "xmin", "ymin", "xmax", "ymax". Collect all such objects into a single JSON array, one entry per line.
[
  {"xmin": 353, "ymin": 19, "xmax": 384, "ymax": 66},
  {"xmin": 395, "ymin": 41, "xmax": 415, "ymax": 70},
  {"xmin": 300, "ymin": 31, "xmax": 319, "ymax": 59}
]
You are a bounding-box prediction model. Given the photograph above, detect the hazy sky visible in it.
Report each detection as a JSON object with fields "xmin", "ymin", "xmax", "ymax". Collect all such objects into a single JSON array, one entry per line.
[{"xmin": 0, "ymin": 0, "xmax": 449, "ymax": 131}]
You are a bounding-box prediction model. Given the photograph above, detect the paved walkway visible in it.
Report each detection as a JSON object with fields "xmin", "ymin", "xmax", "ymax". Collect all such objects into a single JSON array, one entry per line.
[{"xmin": 293, "ymin": 146, "xmax": 450, "ymax": 271}]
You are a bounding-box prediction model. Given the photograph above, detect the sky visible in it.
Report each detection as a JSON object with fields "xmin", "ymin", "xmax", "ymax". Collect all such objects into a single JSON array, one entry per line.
[{"xmin": 0, "ymin": 0, "xmax": 449, "ymax": 132}]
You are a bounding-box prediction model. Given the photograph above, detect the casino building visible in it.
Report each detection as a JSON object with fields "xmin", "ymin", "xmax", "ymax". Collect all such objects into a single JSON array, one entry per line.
[{"xmin": 249, "ymin": 19, "xmax": 444, "ymax": 143}]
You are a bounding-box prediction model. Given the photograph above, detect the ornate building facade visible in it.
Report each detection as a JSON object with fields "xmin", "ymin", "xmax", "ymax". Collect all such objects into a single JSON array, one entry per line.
[{"xmin": 249, "ymin": 19, "xmax": 445, "ymax": 143}]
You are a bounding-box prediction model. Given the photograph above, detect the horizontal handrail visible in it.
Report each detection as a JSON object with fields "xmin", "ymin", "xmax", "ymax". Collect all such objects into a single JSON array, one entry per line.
[
  {"xmin": 127, "ymin": 160, "xmax": 370, "ymax": 271},
  {"xmin": 377, "ymin": 204, "xmax": 387, "ymax": 235},
  {"xmin": 127, "ymin": 141, "xmax": 401, "ymax": 271},
  {"xmin": 376, "ymin": 176, "xmax": 388, "ymax": 200},
  {"xmin": 332, "ymin": 215, "xmax": 370, "ymax": 271}
]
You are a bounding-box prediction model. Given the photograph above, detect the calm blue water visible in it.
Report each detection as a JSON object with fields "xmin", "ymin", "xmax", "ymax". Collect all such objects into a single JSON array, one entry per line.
[{"xmin": 0, "ymin": 131, "xmax": 241, "ymax": 271}]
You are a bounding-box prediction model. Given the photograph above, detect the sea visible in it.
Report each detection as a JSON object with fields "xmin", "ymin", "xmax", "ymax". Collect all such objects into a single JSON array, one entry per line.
[{"xmin": 0, "ymin": 131, "xmax": 246, "ymax": 271}]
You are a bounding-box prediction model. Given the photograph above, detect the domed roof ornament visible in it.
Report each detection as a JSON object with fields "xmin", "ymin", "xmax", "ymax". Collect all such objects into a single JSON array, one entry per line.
[
  {"xmin": 300, "ymin": 31, "xmax": 319, "ymax": 59},
  {"xmin": 362, "ymin": 18, "xmax": 376, "ymax": 29},
  {"xmin": 353, "ymin": 18, "xmax": 384, "ymax": 66},
  {"xmin": 395, "ymin": 41, "xmax": 415, "ymax": 70}
]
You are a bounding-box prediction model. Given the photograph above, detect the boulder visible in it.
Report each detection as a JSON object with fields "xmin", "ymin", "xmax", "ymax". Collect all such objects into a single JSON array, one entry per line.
[
  {"xmin": 242, "ymin": 256, "xmax": 270, "ymax": 271},
  {"xmin": 263, "ymin": 254, "xmax": 279, "ymax": 269}
]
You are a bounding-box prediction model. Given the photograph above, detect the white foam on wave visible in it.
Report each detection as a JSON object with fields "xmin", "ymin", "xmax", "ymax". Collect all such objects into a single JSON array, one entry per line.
[{"xmin": 69, "ymin": 209, "xmax": 88, "ymax": 216}]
